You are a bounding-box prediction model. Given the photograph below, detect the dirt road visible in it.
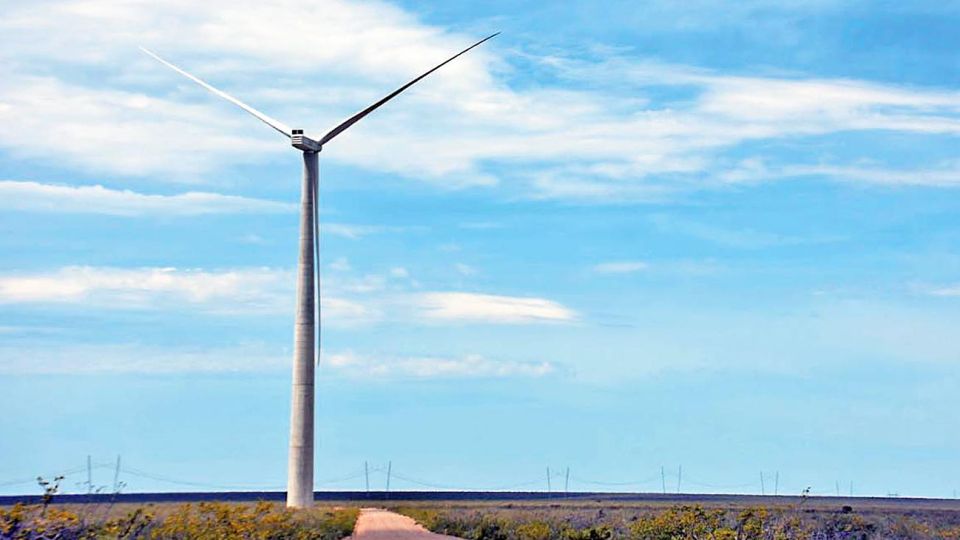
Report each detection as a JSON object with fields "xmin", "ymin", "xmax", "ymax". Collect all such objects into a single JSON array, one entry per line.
[{"xmin": 350, "ymin": 508, "xmax": 462, "ymax": 540}]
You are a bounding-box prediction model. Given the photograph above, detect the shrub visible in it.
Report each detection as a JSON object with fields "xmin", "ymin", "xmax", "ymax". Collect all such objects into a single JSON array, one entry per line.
[
  {"xmin": 515, "ymin": 520, "xmax": 552, "ymax": 540},
  {"xmin": 629, "ymin": 505, "xmax": 733, "ymax": 540},
  {"xmin": 0, "ymin": 501, "xmax": 357, "ymax": 540}
]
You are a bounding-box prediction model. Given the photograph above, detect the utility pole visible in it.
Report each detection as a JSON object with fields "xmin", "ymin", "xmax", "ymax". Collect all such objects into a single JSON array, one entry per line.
[
  {"xmin": 836, "ymin": 480, "xmax": 840, "ymax": 496},
  {"xmin": 760, "ymin": 472, "xmax": 765, "ymax": 496},
  {"xmin": 364, "ymin": 461, "xmax": 369, "ymax": 496},
  {"xmin": 775, "ymin": 471, "xmax": 779, "ymax": 496},
  {"xmin": 661, "ymin": 466, "xmax": 666, "ymax": 495},
  {"xmin": 677, "ymin": 465, "xmax": 682, "ymax": 494},
  {"xmin": 386, "ymin": 461, "xmax": 392, "ymax": 495},
  {"xmin": 112, "ymin": 455, "xmax": 121, "ymax": 493},
  {"xmin": 86, "ymin": 455, "xmax": 92, "ymax": 494},
  {"xmin": 564, "ymin": 467, "xmax": 570, "ymax": 496},
  {"xmin": 546, "ymin": 467, "xmax": 552, "ymax": 495}
]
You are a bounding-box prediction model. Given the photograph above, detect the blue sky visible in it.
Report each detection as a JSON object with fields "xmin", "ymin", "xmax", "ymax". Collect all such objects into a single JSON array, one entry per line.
[{"xmin": 1, "ymin": 0, "xmax": 959, "ymax": 498}]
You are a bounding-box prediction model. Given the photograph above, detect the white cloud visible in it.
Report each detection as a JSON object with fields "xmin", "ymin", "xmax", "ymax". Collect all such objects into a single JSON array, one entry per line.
[
  {"xmin": 324, "ymin": 223, "xmax": 422, "ymax": 239},
  {"xmin": 0, "ymin": 343, "xmax": 555, "ymax": 377},
  {"xmin": 593, "ymin": 261, "xmax": 648, "ymax": 274},
  {"xmin": 0, "ymin": 0, "xmax": 956, "ymax": 199},
  {"xmin": 0, "ymin": 73, "xmax": 278, "ymax": 178},
  {"xmin": 328, "ymin": 257, "xmax": 352, "ymax": 272},
  {"xmin": 0, "ymin": 343, "xmax": 288, "ymax": 374},
  {"xmin": 454, "ymin": 263, "xmax": 477, "ymax": 276},
  {"xmin": 0, "ymin": 266, "xmax": 291, "ymax": 313},
  {"xmin": 646, "ymin": 213, "xmax": 831, "ymax": 249},
  {"xmin": 0, "ymin": 180, "xmax": 294, "ymax": 216},
  {"xmin": 324, "ymin": 224, "xmax": 384, "ymax": 239},
  {"xmin": 920, "ymin": 284, "xmax": 960, "ymax": 297},
  {"xmin": 0, "ymin": 265, "xmax": 571, "ymax": 328},
  {"xmin": 416, "ymin": 292, "xmax": 576, "ymax": 323},
  {"xmin": 324, "ymin": 351, "xmax": 554, "ymax": 379},
  {"xmin": 458, "ymin": 221, "xmax": 503, "ymax": 230},
  {"xmin": 721, "ymin": 159, "xmax": 960, "ymax": 187},
  {"xmin": 0, "ymin": 265, "xmax": 386, "ymax": 324},
  {"xmin": 321, "ymin": 297, "xmax": 381, "ymax": 326}
]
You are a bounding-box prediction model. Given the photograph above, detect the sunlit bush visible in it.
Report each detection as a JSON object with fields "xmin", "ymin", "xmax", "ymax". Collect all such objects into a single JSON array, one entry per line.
[
  {"xmin": 515, "ymin": 520, "xmax": 552, "ymax": 540},
  {"xmin": 397, "ymin": 501, "xmax": 960, "ymax": 540},
  {"xmin": 628, "ymin": 505, "xmax": 733, "ymax": 540},
  {"xmin": 0, "ymin": 500, "xmax": 358, "ymax": 540}
]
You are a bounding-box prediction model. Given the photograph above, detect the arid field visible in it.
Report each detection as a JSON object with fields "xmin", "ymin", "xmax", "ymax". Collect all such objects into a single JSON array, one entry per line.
[{"xmin": 5, "ymin": 494, "xmax": 960, "ymax": 539}]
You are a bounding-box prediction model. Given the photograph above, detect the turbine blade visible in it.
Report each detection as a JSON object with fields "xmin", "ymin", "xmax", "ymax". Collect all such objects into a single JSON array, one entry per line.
[
  {"xmin": 139, "ymin": 46, "xmax": 293, "ymax": 138},
  {"xmin": 318, "ymin": 32, "xmax": 500, "ymax": 146}
]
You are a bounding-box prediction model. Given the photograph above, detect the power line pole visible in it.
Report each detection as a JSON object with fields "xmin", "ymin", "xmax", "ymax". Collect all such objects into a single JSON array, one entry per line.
[
  {"xmin": 546, "ymin": 467, "xmax": 551, "ymax": 495},
  {"xmin": 677, "ymin": 465, "xmax": 682, "ymax": 494},
  {"xmin": 760, "ymin": 472, "xmax": 765, "ymax": 496},
  {"xmin": 564, "ymin": 467, "xmax": 570, "ymax": 497},
  {"xmin": 836, "ymin": 480, "xmax": 840, "ymax": 496},
  {"xmin": 386, "ymin": 461, "xmax": 391, "ymax": 496},
  {"xmin": 112, "ymin": 455, "xmax": 121, "ymax": 493},
  {"xmin": 87, "ymin": 455, "xmax": 92, "ymax": 494},
  {"xmin": 775, "ymin": 471, "xmax": 779, "ymax": 496},
  {"xmin": 364, "ymin": 461, "xmax": 369, "ymax": 495},
  {"xmin": 661, "ymin": 466, "xmax": 666, "ymax": 495}
]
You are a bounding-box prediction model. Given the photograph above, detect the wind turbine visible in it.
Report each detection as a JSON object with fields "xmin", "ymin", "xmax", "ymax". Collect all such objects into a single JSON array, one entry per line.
[{"xmin": 141, "ymin": 32, "xmax": 498, "ymax": 508}]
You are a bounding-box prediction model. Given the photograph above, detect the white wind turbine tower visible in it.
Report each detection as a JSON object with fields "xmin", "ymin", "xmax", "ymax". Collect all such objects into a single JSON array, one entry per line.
[{"xmin": 142, "ymin": 32, "xmax": 498, "ymax": 508}]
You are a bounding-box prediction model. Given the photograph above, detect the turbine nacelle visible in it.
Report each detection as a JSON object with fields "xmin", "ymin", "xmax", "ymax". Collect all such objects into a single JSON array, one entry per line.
[{"xmin": 291, "ymin": 130, "xmax": 321, "ymax": 153}]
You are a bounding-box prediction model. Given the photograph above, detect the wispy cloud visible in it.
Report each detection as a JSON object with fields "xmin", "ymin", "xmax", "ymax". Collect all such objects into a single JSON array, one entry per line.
[
  {"xmin": 416, "ymin": 292, "xmax": 576, "ymax": 323},
  {"xmin": 0, "ymin": 343, "xmax": 555, "ymax": 378},
  {"xmin": 721, "ymin": 159, "xmax": 960, "ymax": 187},
  {"xmin": 918, "ymin": 284, "xmax": 960, "ymax": 297},
  {"xmin": 0, "ymin": 73, "xmax": 277, "ymax": 178},
  {"xmin": 0, "ymin": 266, "xmax": 291, "ymax": 313},
  {"xmin": 324, "ymin": 223, "xmax": 422, "ymax": 239},
  {"xmin": 647, "ymin": 213, "xmax": 840, "ymax": 249},
  {"xmin": 325, "ymin": 351, "xmax": 555, "ymax": 379},
  {"xmin": 0, "ymin": 343, "xmax": 288, "ymax": 374},
  {"xmin": 0, "ymin": 180, "xmax": 294, "ymax": 216},
  {"xmin": 454, "ymin": 263, "xmax": 478, "ymax": 276},
  {"xmin": 0, "ymin": 0, "xmax": 957, "ymax": 198},
  {"xmin": 0, "ymin": 266, "xmax": 571, "ymax": 327},
  {"xmin": 593, "ymin": 261, "xmax": 648, "ymax": 274}
]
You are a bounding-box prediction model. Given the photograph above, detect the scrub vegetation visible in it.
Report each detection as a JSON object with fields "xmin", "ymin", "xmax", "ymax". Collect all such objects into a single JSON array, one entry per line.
[
  {"xmin": 0, "ymin": 480, "xmax": 358, "ymax": 540},
  {"xmin": 393, "ymin": 500, "xmax": 960, "ymax": 540}
]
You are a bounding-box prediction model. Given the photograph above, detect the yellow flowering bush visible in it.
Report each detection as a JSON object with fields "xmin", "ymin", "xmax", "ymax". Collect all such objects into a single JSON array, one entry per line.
[{"xmin": 0, "ymin": 501, "xmax": 358, "ymax": 540}]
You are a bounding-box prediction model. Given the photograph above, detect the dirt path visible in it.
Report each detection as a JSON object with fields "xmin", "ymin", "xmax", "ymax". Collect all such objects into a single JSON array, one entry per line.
[{"xmin": 349, "ymin": 508, "xmax": 463, "ymax": 540}]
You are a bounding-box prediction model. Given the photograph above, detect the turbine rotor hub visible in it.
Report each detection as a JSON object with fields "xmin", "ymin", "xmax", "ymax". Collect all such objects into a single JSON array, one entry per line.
[{"xmin": 291, "ymin": 129, "xmax": 321, "ymax": 152}]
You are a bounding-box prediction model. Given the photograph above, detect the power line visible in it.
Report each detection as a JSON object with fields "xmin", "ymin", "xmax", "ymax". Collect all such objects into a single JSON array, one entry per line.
[{"xmin": 569, "ymin": 473, "xmax": 661, "ymax": 487}]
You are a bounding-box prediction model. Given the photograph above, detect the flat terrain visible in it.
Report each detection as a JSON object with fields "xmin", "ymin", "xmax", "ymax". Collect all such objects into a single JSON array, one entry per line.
[
  {"xmin": 4, "ymin": 491, "xmax": 960, "ymax": 511},
  {"xmin": 351, "ymin": 508, "xmax": 462, "ymax": 540}
]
